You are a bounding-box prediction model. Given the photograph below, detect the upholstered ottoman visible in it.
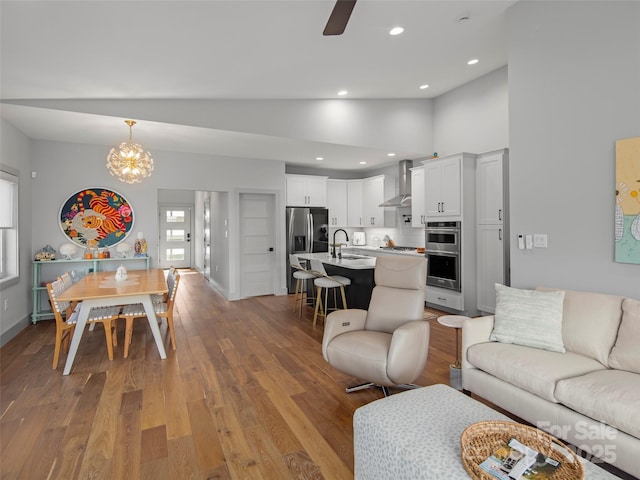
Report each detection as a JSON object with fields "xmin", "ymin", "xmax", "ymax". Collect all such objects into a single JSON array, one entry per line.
[{"xmin": 353, "ymin": 384, "xmax": 618, "ymax": 479}]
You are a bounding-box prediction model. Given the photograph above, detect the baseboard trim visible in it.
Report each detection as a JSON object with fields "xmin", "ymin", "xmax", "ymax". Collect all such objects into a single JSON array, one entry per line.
[{"xmin": 0, "ymin": 314, "xmax": 32, "ymax": 347}]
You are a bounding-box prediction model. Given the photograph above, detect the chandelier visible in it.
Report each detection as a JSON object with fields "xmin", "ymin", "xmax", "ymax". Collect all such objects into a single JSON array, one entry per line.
[{"xmin": 106, "ymin": 120, "xmax": 154, "ymax": 184}]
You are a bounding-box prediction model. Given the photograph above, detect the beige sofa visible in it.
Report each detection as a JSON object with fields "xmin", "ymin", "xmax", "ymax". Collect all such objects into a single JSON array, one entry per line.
[{"xmin": 461, "ymin": 287, "xmax": 640, "ymax": 478}]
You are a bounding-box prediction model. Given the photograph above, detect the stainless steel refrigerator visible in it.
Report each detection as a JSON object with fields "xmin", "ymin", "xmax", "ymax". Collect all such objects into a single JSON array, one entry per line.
[{"xmin": 286, "ymin": 207, "xmax": 329, "ymax": 293}]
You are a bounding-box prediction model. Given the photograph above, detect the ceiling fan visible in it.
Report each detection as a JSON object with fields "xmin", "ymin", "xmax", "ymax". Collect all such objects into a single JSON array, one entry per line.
[{"xmin": 323, "ymin": 0, "xmax": 357, "ymax": 36}]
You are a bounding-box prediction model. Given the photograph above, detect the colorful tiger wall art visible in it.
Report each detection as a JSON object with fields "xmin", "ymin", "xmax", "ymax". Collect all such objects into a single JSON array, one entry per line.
[{"xmin": 60, "ymin": 188, "xmax": 134, "ymax": 248}]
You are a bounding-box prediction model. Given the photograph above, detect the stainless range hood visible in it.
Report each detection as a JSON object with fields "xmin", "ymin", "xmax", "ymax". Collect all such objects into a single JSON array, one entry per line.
[{"xmin": 379, "ymin": 159, "xmax": 413, "ymax": 207}]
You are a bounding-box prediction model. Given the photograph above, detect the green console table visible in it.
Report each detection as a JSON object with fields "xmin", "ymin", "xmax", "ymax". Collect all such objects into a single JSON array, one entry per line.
[{"xmin": 31, "ymin": 256, "xmax": 151, "ymax": 323}]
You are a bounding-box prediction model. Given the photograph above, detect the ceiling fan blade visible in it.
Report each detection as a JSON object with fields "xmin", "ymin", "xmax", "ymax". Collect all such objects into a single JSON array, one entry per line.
[{"xmin": 323, "ymin": 0, "xmax": 357, "ymax": 36}]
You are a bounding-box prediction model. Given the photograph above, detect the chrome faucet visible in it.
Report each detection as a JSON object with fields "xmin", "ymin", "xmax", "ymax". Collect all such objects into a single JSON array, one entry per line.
[{"xmin": 332, "ymin": 229, "xmax": 349, "ymax": 258}]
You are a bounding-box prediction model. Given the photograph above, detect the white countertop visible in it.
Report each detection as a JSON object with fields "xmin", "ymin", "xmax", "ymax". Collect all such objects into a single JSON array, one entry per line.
[
  {"xmin": 344, "ymin": 246, "xmax": 425, "ymax": 257},
  {"xmin": 296, "ymin": 252, "xmax": 376, "ymax": 270},
  {"xmin": 296, "ymin": 246, "xmax": 426, "ymax": 270}
]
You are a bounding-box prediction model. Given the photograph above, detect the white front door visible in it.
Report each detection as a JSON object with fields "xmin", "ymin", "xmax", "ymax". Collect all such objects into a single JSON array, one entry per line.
[
  {"xmin": 239, "ymin": 193, "xmax": 275, "ymax": 298},
  {"xmin": 158, "ymin": 205, "xmax": 192, "ymax": 269}
]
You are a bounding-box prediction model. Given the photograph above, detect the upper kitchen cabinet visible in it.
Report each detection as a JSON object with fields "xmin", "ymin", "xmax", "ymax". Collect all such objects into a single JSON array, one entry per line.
[
  {"xmin": 326, "ymin": 179, "xmax": 348, "ymax": 227},
  {"xmin": 410, "ymin": 166, "xmax": 426, "ymax": 227},
  {"xmin": 286, "ymin": 174, "xmax": 328, "ymax": 207},
  {"xmin": 347, "ymin": 179, "xmax": 364, "ymax": 228},
  {"xmin": 424, "ymin": 153, "xmax": 475, "ymax": 219},
  {"xmin": 362, "ymin": 175, "xmax": 395, "ymax": 227}
]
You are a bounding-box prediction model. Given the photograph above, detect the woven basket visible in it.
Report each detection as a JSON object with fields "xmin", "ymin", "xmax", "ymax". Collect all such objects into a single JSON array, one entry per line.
[{"xmin": 460, "ymin": 421, "xmax": 584, "ymax": 480}]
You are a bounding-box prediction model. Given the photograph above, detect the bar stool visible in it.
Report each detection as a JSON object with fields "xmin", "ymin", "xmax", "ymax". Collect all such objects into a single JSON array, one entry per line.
[
  {"xmin": 309, "ymin": 259, "xmax": 351, "ymax": 326},
  {"xmin": 289, "ymin": 254, "xmax": 317, "ymax": 318}
]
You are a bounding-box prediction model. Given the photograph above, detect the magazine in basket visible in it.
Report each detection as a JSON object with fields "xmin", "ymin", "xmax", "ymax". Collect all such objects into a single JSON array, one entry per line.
[{"xmin": 479, "ymin": 437, "xmax": 561, "ymax": 480}]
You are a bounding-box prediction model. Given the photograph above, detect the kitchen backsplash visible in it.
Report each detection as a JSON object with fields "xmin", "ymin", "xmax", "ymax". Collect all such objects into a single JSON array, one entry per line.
[{"xmin": 329, "ymin": 214, "xmax": 424, "ymax": 248}]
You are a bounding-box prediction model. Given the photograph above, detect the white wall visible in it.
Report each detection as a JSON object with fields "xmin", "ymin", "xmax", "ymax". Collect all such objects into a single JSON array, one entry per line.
[
  {"xmin": 507, "ymin": 1, "xmax": 640, "ymax": 298},
  {"xmin": 0, "ymin": 119, "xmax": 33, "ymax": 345},
  {"xmin": 29, "ymin": 139, "xmax": 286, "ymax": 301},
  {"xmin": 210, "ymin": 191, "xmax": 230, "ymax": 296},
  {"xmin": 433, "ymin": 66, "xmax": 509, "ymax": 157},
  {"xmin": 194, "ymin": 190, "xmax": 207, "ymax": 274}
]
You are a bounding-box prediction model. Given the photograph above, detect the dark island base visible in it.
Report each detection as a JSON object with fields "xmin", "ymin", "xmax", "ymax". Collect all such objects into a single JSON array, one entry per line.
[{"xmin": 323, "ymin": 265, "xmax": 375, "ymax": 311}]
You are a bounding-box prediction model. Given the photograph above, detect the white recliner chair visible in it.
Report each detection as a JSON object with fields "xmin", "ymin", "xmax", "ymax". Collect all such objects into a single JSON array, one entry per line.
[{"xmin": 322, "ymin": 255, "xmax": 429, "ymax": 397}]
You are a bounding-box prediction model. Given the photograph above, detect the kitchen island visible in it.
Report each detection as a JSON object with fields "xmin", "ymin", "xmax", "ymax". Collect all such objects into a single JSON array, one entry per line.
[{"xmin": 296, "ymin": 252, "xmax": 376, "ymax": 310}]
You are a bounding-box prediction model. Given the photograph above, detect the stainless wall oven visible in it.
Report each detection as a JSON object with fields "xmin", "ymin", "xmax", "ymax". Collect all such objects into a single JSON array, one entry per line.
[{"xmin": 425, "ymin": 221, "xmax": 461, "ymax": 292}]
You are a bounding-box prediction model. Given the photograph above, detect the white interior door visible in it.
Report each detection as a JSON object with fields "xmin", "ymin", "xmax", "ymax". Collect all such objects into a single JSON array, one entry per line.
[
  {"xmin": 239, "ymin": 193, "xmax": 275, "ymax": 298},
  {"xmin": 159, "ymin": 205, "xmax": 192, "ymax": 269}
]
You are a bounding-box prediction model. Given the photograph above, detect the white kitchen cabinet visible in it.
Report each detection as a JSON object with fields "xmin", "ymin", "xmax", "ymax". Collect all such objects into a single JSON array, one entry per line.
[
  {"xmin": 424, "ymin": 156, "xmax": 465, "ymax": 217},
  {"xmin": 326, "ymin": 179, "xmax": 347, "ymax": 227},
  {"xmin": 475, "ymin": 148, "xmax": 509, "ymax": 314},
  {"xmin": 422, "ymin": 153, "xmax": 479, "ymax": 316},
  {"xmin": 425, "ymin": 286, "xmax": 464, "ymax": 312},
  {"xmin": 286, "ymin": 174, "xmax": 327, "ymax": 207},
  {"xmin": 347, "ymin": 179, "xmax": 364, "ymax": 228},
  {"xmin": 476, "ymin": 224, "xmax": 507, "ymax": 313},
  {"xmin": 362, "ymin": 175, "xmax": 394, "ymax": 227},
  {"xmin": 476, "ymin": 151, "xmax": 506, "ymax": 224},
  {"xmin": 410, "ymin": 166, "xmax": 426, "ymax": 227}
]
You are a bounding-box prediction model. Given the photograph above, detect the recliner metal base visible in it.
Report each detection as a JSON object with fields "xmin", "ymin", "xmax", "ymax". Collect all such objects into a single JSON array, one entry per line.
[{"xmin": 345, "ymin": 382, "xmax": 422, "ymax": 397}]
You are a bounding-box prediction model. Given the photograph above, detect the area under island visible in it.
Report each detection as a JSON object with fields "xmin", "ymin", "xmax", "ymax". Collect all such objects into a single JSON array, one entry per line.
[{"xmin": 295, "ymin": 252, "xmax": 376, "ymax": 310}]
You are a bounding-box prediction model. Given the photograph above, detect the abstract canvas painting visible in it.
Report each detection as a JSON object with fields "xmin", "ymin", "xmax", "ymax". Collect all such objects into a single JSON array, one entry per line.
[
  {"xmin": 59, "ymin": 188, "xmax": 134, "ymax": 248},
  {"xmin": 615, "ymin": 137, "xmax": 640, "ymax": 264}
]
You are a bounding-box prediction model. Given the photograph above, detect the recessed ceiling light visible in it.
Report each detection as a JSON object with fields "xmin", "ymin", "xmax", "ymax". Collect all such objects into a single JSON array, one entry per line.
[
  {"xmin": 359, "ymin": 161, "xmax": 367, "ymax": 165},
  {"xmin": 419, "ymin": 84, "xmax": 429, "ymax": 90},
  {"xmin": 315, "ymin": 157, "xmax": 324, "ymax": 161},
  {"xmin": 389, "ymin": 27, "xmax": 404, "ymax": 36},
  {"xmin": 387, "ymin": 153, "xmax": 396, "ymax": 157},
  {"xmin": 467, "ymin": 58, "xmax": 479, "ymax": 65},
  {"xmin": 338, "ymin": 90, "xmax": 348, "ymax": 96}
]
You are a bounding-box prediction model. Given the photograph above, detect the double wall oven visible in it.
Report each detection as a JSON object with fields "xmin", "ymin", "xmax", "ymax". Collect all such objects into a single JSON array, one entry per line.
[{"xmin": 425, "ymin": 221, "xmax": 461, "ymax": 292}]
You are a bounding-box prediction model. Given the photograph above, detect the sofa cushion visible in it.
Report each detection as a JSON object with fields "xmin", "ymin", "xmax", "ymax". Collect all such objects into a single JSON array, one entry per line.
[
  {"xmin": 555, "ymin": 370, "xmax": 640, "ymax": 438},
  {"xmin": 490, "ymin": 284, "xmax": 565, "ymax": 353},
  {"xmin": 608, "ymin": 298, "xmax": 640, "ymax": 374},
  {"xmin": 538, "ymin": 287, "xmax": 624, "ymax": 365},
  {"xmin": 467, "ymin": 342, "xmax": 605, "ymax": 402}
]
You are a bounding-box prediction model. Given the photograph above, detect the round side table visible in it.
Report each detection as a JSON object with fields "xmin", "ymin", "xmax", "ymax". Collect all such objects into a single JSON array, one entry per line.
[{"xmin": 437, "ymin": 315, "xmax": 470, "ymax": 390}]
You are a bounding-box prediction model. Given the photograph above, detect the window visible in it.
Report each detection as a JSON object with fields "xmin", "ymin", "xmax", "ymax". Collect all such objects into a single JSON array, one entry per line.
[
  {"xmin": 165, "ymin": 248, "xmax": 185, "ymax": 261},
  {"xmin": 0, "ymin": 169, "xmax": 19, "ymax": 284},
  {"xmin": 166, "ymin": 210, "xmax": 185, "ymax": 223}
]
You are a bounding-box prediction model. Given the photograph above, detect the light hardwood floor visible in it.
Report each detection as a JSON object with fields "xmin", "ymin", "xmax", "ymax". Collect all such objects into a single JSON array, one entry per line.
[{"xmin": 0, "ymin": 270, "xmax": 629, "ymax": 479}]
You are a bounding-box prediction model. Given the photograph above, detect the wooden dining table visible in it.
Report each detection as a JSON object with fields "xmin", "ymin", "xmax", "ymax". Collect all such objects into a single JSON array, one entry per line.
[{"xmin": 57, "ymin": 268, "xmax": 168, "ymax": 375}]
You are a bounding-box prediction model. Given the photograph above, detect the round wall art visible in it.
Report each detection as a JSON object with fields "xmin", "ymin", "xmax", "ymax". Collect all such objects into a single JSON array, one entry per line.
[{"xmin": 59, "ymin": 187, "xmax": 134, "ymax": 248}]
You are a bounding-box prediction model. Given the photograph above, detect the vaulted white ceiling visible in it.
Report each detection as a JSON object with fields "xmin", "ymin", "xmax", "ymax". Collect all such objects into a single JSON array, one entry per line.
[{"xmin": 0, "ymin": 0, "xmax": 515, "ymax": 171}]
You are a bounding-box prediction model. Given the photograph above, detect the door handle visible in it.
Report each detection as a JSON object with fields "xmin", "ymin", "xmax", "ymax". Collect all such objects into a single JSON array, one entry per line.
[
  {"xmin": 187, "ymin": 233, "xmax": 191, "ymax": 242},
  {"xmin": 499, "ymin": 228, "xmax": 502, "ymax": 241},
  {"xmin": 269, "ymin": 247, "xmax": 274, "ymax": 252},
  {"xmin": 498, "ymin": 209, "xmax": 502, "ymax": 221}
]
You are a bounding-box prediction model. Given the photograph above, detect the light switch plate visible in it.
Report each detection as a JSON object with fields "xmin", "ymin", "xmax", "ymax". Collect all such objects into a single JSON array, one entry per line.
[
  {"xmin": 525, "ymin": 235, "xmax": 533, "ymax": 249},
  {"xmin": 534, "ymin": 234, "xmax": 548, "ymax": 248}
]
